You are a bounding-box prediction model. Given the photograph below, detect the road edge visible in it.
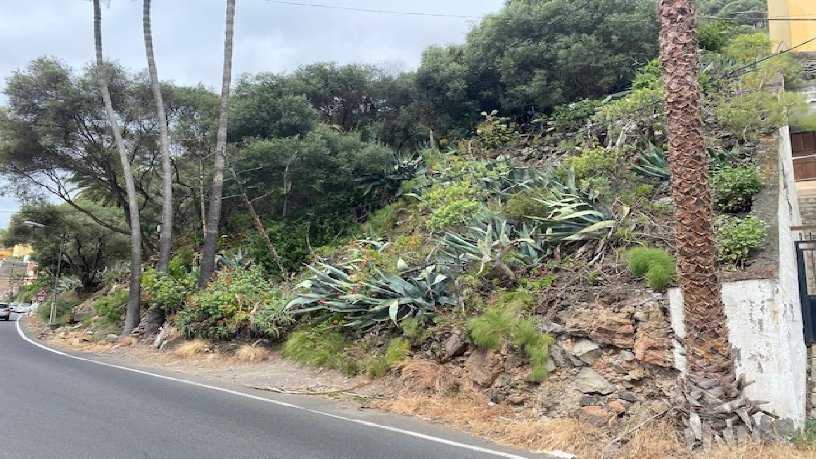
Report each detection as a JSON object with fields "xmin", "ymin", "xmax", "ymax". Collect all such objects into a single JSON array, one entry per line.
[{"xmin": 14, "ymin": 317, "xmax": 537, "ymax": 459}]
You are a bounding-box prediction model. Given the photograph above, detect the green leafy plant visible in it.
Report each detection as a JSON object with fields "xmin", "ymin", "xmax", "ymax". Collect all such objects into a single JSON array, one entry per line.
[
  {"xmin": 364, "ymin": 337, "xmax": 411, "ymax": 377},
  {"xmin": 633, "ymin": 143, "xmax": 670, "ymax": 181},
  {"xmin": 627, "ymin": 247, "xmax": 676, "ymax": 291},
  {"xmin": 467, "ymin": 305, "xmax": 554, "ymax": 382},
  {"xmin": 551, "ymin": 99, "xmax": 604, "ymax": 131},
  {"xmin": 476, "ymin": 110, "xmax": 519, "ymax": 150},
  {"xmin": 177, "ymin": 266, "xmax": 291, "ymax": 340},
  {"xmin": 287, "ymin": 261, "xmax": 457, "ymax": 330},
  {"xmin": 528, "ymin": 185, "xmax": 617, "ymax": 243},
  {"xmin": 283, "ymin": 326, "xmax": 355, "ymax": 373},
  {"xmin": 93, "ymin": 289, "xmax": 128, "ymax": 325},
  {"xmin": 795, "ymin": 418, "xmax": 816, "ymax": 449},
  {"xmin": 141, "ymin": 268, "xmax": 196, "ymax": 313},
  {"xmin": 711, "ymin": 165, "xmax": 763, "ymax": 213},
  {"xmin": 416, "ymin": 180, "xmax": 482, "ymax": 231},
  {"xmin": 717, "ymin": 215, "xmax": 767, "ymax": 267}
]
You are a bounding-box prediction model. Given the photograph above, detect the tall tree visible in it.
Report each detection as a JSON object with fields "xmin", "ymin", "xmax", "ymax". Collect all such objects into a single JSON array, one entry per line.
[
  {"xmin": 658, "ymin": 0, "xmax": 758, "ymax": 445},
  {"xmin": 143, "ymin": 0, "xmax": 173, "ymax": 274},
  {"xmin": 93, "ymin": 0, "xmax": 142, "ymax": 334},
  {"xmin": 199, "ymin": 0, "xmax": 236, "ymax": 288}
]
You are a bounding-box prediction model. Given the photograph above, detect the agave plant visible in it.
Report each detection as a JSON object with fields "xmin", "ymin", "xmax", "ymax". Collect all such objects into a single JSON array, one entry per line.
[
  {"xmin": 357, "ymin": 152, "xmax": 425, "ymax": 198},
  {"xmin": 633, "ymin": 142, "xmax": 670, "ymax": 181},
  {"xmin": 528, "ymin": 187, "xmax": 616, "ymax": 243},
  {"xmin": 286, "ymin": 261, "xmax": 456, "ymax": 329},
  {"xmin": 216, "ymin": 247, "xmax": 254, "ymax": 270},
  {"xmin": 435, "ymin": 212, "xmax": 548, "ymax": 273}
]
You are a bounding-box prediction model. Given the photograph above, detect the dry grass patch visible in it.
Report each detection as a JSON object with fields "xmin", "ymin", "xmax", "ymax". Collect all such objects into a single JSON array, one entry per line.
[
  {"xmin": 234, "ymin": 344, "xmax": 270, "ymax": 363},
  {"xmin": 700, "ymin": 443, "xmax": 816, "ymax": 459},
  {"xmin": 115, "ymin": 336, "xmax": 138, "ymax": 348},
  {"xmin": 172, "ymin": 339, "xmax": 212, "ymax": 359}
]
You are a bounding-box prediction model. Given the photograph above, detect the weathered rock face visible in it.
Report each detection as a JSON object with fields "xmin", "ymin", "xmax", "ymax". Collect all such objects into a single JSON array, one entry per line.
[
  {"xmin": 573, "ymin": 368, "xmax": 616, "ymax": 395},
  {"xmin": 442, "ymin": 333, "xmax": 467, "ymax": 360},
  {"xmin": 564, "ymin": 306, "xmax": 636, "ymax": 349},
  {"xmin": 464, "ymin": 349, "xmax": 503, "ymax": 387},
  {"xmin": 572, "ymin": 339, "xmax": 602, "ymax": 365},
  {"xmin": 575, "ymin": 405, "xmax": 616, "ymax": 427}
]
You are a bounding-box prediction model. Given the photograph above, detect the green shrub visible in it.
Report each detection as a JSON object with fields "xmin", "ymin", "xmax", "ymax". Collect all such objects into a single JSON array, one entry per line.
[
  {"xmin": 361, "ymin": 202, "xmax": 401, "ymax": 235},
  {"xmin": 795, "ymin": 418, "xmax": 816, "ymax": 448},
  {"xmin": 365, "ymin": 337, "xmax": 411, "ymax": 377},
  {"xmin": 37, "ymin": 291, "xmax": 82, "ymax": 323},
  {"xmin": 468, "ymin": 307, "xmax": 514, "ymax": 350},
  {"xmin": 420, "ymin": 180, "xmax": 482, "ymax": 230},
  {"xmin": 634, "ymin": 185, "xmax": 655, "ymax": 198},
  {"xmin": 476, "ymin": 111, "xmax": 519, "ymax": 150},
  {"xmin": 141, "ymin": 269, "xmax": 196, "ymax": 313},
  {"xmin": 551, "ymin": 99, "xmax": 604, "ymax": 131},
  {"xmin": 698, "ymin": 20, "xmax": 738, "ymax": 52},
  {"xmin": 93, "ymin": 290, "xmax": 128, "ymax": 325},
  {"xmin": 717, "ymin": 215, "xmax": 767, "ymax": 267},
  {"xmin": 283, "ymin": 327, "xmax": 354, "ymax": 373},
  {"xmin": 467, "ymin": 306, "xmax": 554, "ymax": 382},
  {"xmin": 504, "ymin": 189, "xmax": 549, "ymax": 220},
  {"xmin": 712, "ymin": 166, "xmax": 763, "ymax": 213},
  {"xmin": 627, "ymin": 247, "xmax": 676, "ymax": 291},
  {"xmin": 177, "ymin": 266, "xmax": 290, "ymax": 340}
]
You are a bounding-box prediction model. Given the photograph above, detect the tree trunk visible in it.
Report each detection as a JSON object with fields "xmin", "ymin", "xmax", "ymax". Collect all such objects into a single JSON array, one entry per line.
[
  {"xmin": 198, "ymin": 0, "xmax": 236, "ymax": 289},
  {"xmin": 141, "ymin": 0, "xmax": 172, "ymax": 335},
  {"xmin": 93, "ymin": 0, "xmax": 142, "ymax": 335},
  {"xmin": 143, "ymin": 0, "xmax": 174, "ymax": 275},
  {"xmin": 227, "ymin": 159, "xmax": 288, "ymax": 279},
  {"xmin": 658, "ymin": 0, "xmax": 758, "ymax": 445}
]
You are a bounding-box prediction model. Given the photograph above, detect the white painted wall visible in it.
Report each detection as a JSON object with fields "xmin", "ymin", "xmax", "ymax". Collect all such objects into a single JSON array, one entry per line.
[
  {"xmin": 668, "ymin": 129, "xmax": 808, "ymax": 431},
  {"xmin": 669, "ymin": 281, "xmax": 806, "ymax": 430}
]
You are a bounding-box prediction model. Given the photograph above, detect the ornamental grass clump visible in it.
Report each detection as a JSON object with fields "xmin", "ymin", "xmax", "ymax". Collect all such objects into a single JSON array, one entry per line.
[{"xmin": 627, "ymin": 247, "xmax": 676, "ymax": 291}]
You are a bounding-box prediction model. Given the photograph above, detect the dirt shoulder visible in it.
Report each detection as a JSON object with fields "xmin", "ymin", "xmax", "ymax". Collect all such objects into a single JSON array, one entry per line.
[{"xmin": 24, "ymin": 317, "xmax": 816, "ymax": 459}]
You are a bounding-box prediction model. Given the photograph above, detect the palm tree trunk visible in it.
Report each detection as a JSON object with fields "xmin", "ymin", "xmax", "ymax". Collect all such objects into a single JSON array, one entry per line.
[
  {"xmin": 93, "ymin": 0, "xmax": 142, "ymax": 335},
  {"xmin": 143, "ymin": 0, "xmax": 173, "ymax": 275},
  {"xmin": 659, "ymin": 0, "xmax": 759, "ymax": 446},
  {"xmin": 198, "ymin": 0, "xmax": 236, "ymax": 289},
  {"xmin": 141, "ymin": 0, "xmax": 173, "ymax": 336}
]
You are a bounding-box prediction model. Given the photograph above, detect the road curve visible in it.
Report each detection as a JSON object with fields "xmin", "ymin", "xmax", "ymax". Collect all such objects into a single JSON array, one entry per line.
[{"xmin": 0, "ymin": 316, "xmax": 542, "ymax": 459}]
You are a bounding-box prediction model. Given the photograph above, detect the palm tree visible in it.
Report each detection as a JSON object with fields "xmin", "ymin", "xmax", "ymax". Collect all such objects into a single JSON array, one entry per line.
[
  {"xmin": 143, "ymin": 0, "xmax": 173, "ymax": 275},
  {"xmin": 93, "ymin": 0, "xmax": 142, "ymax": 334},
  {"xmin": 141, "ymin": 0, "xmax": 173, "ymax": 335},
  {"xmin": 199, "ymin": 0, "xmax": 236, "ymax": 288},
  {"xmin": 658, "ymin": 0, "xmax": 759, "ymax": 446}
]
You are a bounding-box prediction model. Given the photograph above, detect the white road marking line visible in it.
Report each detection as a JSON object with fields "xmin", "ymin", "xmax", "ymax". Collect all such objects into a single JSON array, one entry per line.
[{"xmin": 15, "ymin": 319, "xmax": 532, "ymax": 459}]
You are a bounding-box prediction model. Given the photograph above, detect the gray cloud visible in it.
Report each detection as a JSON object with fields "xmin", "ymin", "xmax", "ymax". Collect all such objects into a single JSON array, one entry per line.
[{"xmin": 0, "ymin": 0, "xmax": 504, "ymax": 227}]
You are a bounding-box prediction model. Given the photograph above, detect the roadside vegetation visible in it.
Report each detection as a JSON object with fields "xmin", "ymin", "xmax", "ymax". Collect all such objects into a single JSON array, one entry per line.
[{"xmin": 3, "ymin": 0, "xmax": 814, "ymax": 456}]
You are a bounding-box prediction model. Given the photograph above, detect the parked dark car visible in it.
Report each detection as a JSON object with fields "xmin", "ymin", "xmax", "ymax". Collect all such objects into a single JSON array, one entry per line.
[{"xmin": 0, "ymin": 303, "xmax": 10, "ymax": 321}]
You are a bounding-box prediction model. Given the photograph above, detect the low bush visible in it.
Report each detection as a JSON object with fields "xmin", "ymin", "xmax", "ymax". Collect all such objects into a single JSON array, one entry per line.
[
  {"xmin": 467, "ymin": 305, "xmax": 554, "ymax": 382},
  {"xmin": 93, "ymin": 289, "xmax": 128, "ymax": 325},
  {"xmin": 283, "ymin": 327, "xmax": 354, "ymax": 374},
  {"xmin": 177, "ymin": 266, "xmax": 291, "ymax": 341},
  {"xmin": 551, "ymin": 99, "xmax": 604, "ymax": 131},
  {"xmin": 37, "ymin": 290, "xmax": 82, "ymax": 323},
  {"xmin": 141, "ymin": 269, "xmax": 196, "ymax": 313},
  {"xmin": 365, "ymin": 337, "xmax": 411, "ymax": 377},
  {"xmin": 627, "ymin": 247, "xmax": 676, "ymax": 291},
  {"xmin": 504, "ymin": 189, "xmax": 549, "ymax": 220},
  {"xmin": 717, "ymin": 215, "xmax": 767, "ymax": 267},
  {"xmin": 712, "ymin": 165, "xmax": 763, "ymax": 213}
]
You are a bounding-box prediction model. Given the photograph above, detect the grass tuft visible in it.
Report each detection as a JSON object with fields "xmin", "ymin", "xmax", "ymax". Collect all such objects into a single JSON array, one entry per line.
[
  {"xmin": 172, "ymin": 339, "xmax": 211, "ymax": 359},
  {"xmin": 366, "ymin": 337, "xmax": 411, "ymax": 378},
  {"xmin": 234, "ymin": 344, "xmax": 270, "ymax": 363},
  {"xmin": 283, "ymin": 327, "xmax": 354, "ymax": 373},
  {"xmin": 627, "ymin": 247, "xmax": 676, "ymax": 290}
]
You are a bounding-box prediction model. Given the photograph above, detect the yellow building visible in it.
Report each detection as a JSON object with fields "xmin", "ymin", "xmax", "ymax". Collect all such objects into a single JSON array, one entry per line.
[
  {"xmin": 768, "ymin": 0, "xmax": 816, "ymax": 52},
  {"xmin": 12, "ymin": 244, "xmax": 33, "ymax": 258}
]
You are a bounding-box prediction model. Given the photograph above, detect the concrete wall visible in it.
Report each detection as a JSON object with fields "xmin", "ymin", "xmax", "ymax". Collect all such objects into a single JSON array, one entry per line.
[{"xmin": 667, "ymin": 128, "xmax": 807, "ymax": 430}]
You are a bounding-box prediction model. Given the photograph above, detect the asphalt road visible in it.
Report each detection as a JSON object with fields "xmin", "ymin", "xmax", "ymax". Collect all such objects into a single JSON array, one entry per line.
[{"xmin": 0, "ymin": 316, "xmax": 542, "ymax": 459}]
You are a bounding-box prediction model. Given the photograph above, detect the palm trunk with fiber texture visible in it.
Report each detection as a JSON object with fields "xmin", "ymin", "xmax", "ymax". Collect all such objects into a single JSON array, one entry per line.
[
  {"xmin": 93, "ymin": 0, "xmax": 142, "ymax": 335},
  {"xmin": 199, "ymin": 0, "xmax": 236, "ymax": 288},
  {"xmin": 658, "ymin": 0, "xmax": 761, "ymax": 446}
]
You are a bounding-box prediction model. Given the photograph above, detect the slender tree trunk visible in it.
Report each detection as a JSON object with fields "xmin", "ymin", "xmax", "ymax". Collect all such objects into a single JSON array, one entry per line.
[
  {"xmin": 93, "ymin": 0, "xmax": 142, "ymax": 335},
  {"xmin": 143, "ymin": 0, "xmax": 173, "ymax": 275},
  {"xmin": 199, "ymin": 0, "xmax": 236, "ymax": 289},
  {"xmin": 659, "ymin": 0, "xmax": 758, "ymax": 445},
  {"xmin": 141, "ymin": 0, "xmax": 172, "ymax": 336},
  {"xmin": 226, "ymin": 159, "xmax": 288, "ymax": 279}
]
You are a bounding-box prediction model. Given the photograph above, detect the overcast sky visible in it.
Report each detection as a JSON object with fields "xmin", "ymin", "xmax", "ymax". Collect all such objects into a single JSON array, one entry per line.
[{"xmin": 0, "ymin": 0, "xmax": 505, "ymax": 228}]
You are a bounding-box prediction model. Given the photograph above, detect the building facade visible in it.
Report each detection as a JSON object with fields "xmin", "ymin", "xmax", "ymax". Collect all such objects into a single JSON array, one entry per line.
[{"xmin": 768, "ymin": 0, "xmax": 816, "ymax": 52}]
